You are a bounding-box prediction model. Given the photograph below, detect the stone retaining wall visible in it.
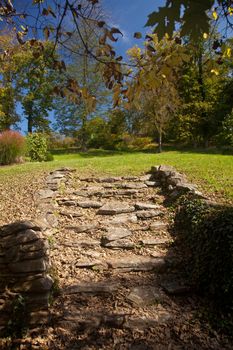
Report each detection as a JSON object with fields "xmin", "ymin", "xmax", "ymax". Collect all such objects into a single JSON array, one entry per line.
[
  {"xmin": 150, "ymin": 165, "xmax": 206, "ymax": 200},
  {"xmin": 0, "ymin": 221, "xmax": 52, "ymax": 334},
  {"xmin": 0, "ymin": 167, "xmax": 75, "ymax": 335}
]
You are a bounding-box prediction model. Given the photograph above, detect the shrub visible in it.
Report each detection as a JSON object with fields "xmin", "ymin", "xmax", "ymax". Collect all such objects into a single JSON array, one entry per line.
[
  {"xmin": 45, "ymin": 152, "xmax": 54, "ymax": 162},
  {"xmin": 0, "ymin": 130, "xmax": 25, "ymax": 165},
  {"xmin": 174, "ymin": 196, "xmax": 233, "ymax": 313},
  {"xmin": 115, "ymin": 134, "xmax": 154, "ymax": 151},
  {"xmin": 26, "ymin": 132, "xmax": 48, "ymax": 162}
]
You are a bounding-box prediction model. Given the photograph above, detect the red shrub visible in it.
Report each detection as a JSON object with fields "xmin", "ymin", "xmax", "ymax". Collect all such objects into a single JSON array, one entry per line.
[{"xmin": 0, "ymin": 130, "xmax": 25, "ymax": 165}]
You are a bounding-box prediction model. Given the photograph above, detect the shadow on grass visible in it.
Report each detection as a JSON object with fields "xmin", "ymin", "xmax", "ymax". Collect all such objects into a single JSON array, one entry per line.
[
  {"xmin": 51, "ymin": 148, "xmax": 140, "ymax": 158},
  {"xmin": 51, "ymin": 146, "xmax": 233, "ymax": 158}
]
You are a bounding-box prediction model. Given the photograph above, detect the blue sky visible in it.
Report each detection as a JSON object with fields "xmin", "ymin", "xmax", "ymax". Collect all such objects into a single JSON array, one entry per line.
[{"xmin": 102, "ymin": 0, "xmax": 164, "ymax": 58}]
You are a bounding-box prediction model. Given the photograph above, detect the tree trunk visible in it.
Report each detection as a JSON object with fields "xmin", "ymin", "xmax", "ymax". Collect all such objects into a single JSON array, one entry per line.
[
  {"xmin": 158, "ymin": 129, "xmax": 162, "ymax": 153},
  {"xmin": 80, "ymin": 115, "xmax": 87, "ymax": 152},
  {"xmin": 28, "ymin": 114, "xmax": 33, "ymax": 133},
  {"xmin": 80, "ymin": 49, "xmax": 88, "ymax": 152}
]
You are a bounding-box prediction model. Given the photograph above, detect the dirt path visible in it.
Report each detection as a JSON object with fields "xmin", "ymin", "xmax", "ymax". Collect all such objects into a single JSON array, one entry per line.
[{"xmin": 42, "ymin": 171, "xmax": 231, "ymax": 350}]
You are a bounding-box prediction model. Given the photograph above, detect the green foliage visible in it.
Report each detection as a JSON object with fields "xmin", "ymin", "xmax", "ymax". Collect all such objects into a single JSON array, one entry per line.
[
  {"xmin": 45, "ymin": 152, "xmax": 54, "ymax": 162},
  {"xmin": 26, "ymin": 132, "xmax": 48, "ymax": 162},
  {"xmin": 174, "ymin": 197, "xmax": 233, "ymax": 313},
  {"xmin": 85, "ymin": 117, "xmax": 110, "ymax": 149},
  {"xmin": 115, "ymin": 134, "xmax": 153, "ymax": 151},
  {"xmin": 146, "ymin": 0, "xmax": 215, "ymax": 41},
  {"xmin": 6, "ymin": 294, "xmax": 27, "ymax": 338},
  {"xmin": 0, "ymin": 130, "xmax": 25, "ymax": 165},
  {"xmin": 218, "ymin": 110, "xmax": 233, "ymax": 147}
]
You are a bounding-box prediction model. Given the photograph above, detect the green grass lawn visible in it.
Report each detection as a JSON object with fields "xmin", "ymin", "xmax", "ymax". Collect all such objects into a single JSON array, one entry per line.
[{"xmin": 0, "ymin": 149, "xmax": 232, "ymax": 203}]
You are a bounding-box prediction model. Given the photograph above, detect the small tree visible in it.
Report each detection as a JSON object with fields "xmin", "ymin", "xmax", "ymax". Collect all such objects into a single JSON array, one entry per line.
[
  {"xmin": 26, "ymin": 133, "xmax": 48, "ymax": 162},
  {"xmin": 125, "ymin": 35, "xmax": 184, "ymax": 152}
]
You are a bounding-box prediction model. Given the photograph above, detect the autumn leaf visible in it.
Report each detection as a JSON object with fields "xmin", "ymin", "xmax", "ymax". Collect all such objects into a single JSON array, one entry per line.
[{"xmin": 134, "ymin": 32, "xmax": 142, "ymax": 39}]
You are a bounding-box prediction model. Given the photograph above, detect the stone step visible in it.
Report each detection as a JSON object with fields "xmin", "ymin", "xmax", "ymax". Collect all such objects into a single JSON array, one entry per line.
[
  {"xmin": 135, "ymin": 202, "xmax": 162, "ymax": 210},
  {"xmin": 115, "ymin": 182, "xmax": 147, "ymax": 190},
  {"xmin": 76, "ymin": 200, "xmax": 103, "ymax": 208},
  {"xmin": 59, "ymin": 311, "xmax": 171, "ymax": 330},
  {"xmin": 59, "ymin": 210, "xmax": 83, "ymax": 218},
  {"xmin": 107, "ymin": 256, "xmax": 166, "ymax": 272},
  {"xmin": 63, "ymin": 282, "xmax": 119, "ymax": 295},
  {"xmin": 106, "ymin": 214, "xmax": 138, "ymax": 225},
  {"xmin": 127, "ymin": 286, "xmax": 166, "ymax": 306},
  {"xmin": 98, "ymin": 202, "xmax": 135, "ymax": 215},
  {"xmin": 150, "ymin": 221, "xmax": 168, "ymax": 231},
  {"xmin": 136, "ymin": 210, "xmax": 164, "ymax": 219},
  {"xmin": 101, "ymin": 227, "xmax": 132, "ymax": 243},
  {"xmin": 139, "ymin": 238, "xmax": 171, "ymax": 247},
  {"xmin": 102, "ymin": 239, "xmax": 135, "ymax": 250}
]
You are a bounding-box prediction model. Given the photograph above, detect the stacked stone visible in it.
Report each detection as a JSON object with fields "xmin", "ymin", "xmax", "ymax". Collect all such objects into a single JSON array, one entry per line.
[
  {"xmin": 150, "ymin": 165, "xmax": 205, "ymax": 199},
  {"xmin": 35, "ymin": 167, "xmax": 76, "ymax": 231},
  {"xmin": 0, "ymin": 221, "xmax": 53, "ymax": 334}
]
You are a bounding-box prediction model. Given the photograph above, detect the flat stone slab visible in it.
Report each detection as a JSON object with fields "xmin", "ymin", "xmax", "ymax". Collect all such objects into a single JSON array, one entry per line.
[
  {"xmin": 117, "ymin": 182, "xmax": 147, "ymax": 190},
  {"xmin": 37, "ymin": 189, "xmax": 55, "ymax": 200},
  {"xmin": 76, "ymin": 201, "xmax": 103, "ymax": 208},
  {"xmin": 64, "ymin": 282, "xmax": 119, "ymax": 295},
  {"xmin": 102, "ymin": 227, "xmax": 132, "ymax": 242},
  {"xmin": 75, "ymin": 260, "xmax": 107, "ymax": 269},
  {"xmin": 66, "ymin": 224, "xmax": 97, "ymax": 233},
  {"xmin": 139, "ymin": 175, "xmax": 152, "ymax": 182},
  {"xmin": 135, "ymin": 202, "xmax": 161, "ymax": 210},
  {"xmin": 101, "ymin": 189, "xmax": 139, "ymax": 198},
  {"xmin": 122, "ymin": 176, "xmax": 140, "ymax": 181},
  {"xmin": 160, "ymin": 278, "xmax": 192, "ymax": 295},
  {"xmin": 139, "ymin": 238, "xmax": 171, "ymax": 247},
  {"xmin": 150, "ymin": 222, "xmax": 167, "ymax": 231},
  {"xmin": 0, "ymin": 221, "xmax": 41, "ymax": 237},
  {"xmin": 136, "ymin": 210, "xmax": 164, "ymax": 219},
  {"xmin": 125, "ymin": 313, "xmax": 172, "ymax": 329},
  {"xmin": 49, "ymin": 172, "xmax": 65, "ymax": 179},
  {"xmin": 98, "ymin": 202, "xmax": 135, "ymax": 215},
  {"xmin": 145, "ymin": 181, "xmax": 158, "ymax": 187},
  {"xmin": 107, "ymin": 256, "xmax": 166, "ymax": 272},
  {"xmin": 58, "ymin": 199, "xmax": 76, "ymax": 206},
  {"xmin": 103, "ymin": 239, "xmax": 135, "ymax": 250},
  {"xmin": 97, "ymin": 177, "xmax": 122, "ymax": 183},
  {"xmin": 127, "ymin": 286, "xmax": 165, "ymax": 306},
  {"xmin": 60, "ymin": 312, "xmax": 171, "ymax": 330},
  {"xmin": 108, "ymin": 214, "xmax": 138, "ymax": 225}
]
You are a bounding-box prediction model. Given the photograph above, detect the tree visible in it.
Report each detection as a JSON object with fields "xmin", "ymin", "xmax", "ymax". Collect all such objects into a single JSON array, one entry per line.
[
  {"xmin": 14, "ymin": 41, "xmax": 58, "ymax": 132},
  {"xmin": 141, "ymin": 81, "xmax": 179, "ymax": 152},
  {"xmin": 0, "ymin": 0, "xmax": 125, "ymax": 103},
  {"xmin": 0, "ymin": 31, "xmax": 19, "ymax": 130},
  {"xmin": 169, "ymin": 33, "xmax": 233, "ymax": 147},
  {"xmin": 54, "ymin": 9, "xmax": 111, "ymax": 150},
  {"xmin": 123, "ymin": 34, "xmax": 186, "ymax": 152}
]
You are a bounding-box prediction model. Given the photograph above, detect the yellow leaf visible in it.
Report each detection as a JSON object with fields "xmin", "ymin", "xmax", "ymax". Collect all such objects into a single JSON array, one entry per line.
[
  {"xmin": 211, "ymin": 69, "xmax": 219, "ymax": 76},
  {"xmin": 226, "ymin": 47, "xmax": 231, "ymax": 58},
  {"xmin": 228, "ymin": 7, "xmax": 233, "ymax": 16},
  {"xmin": 203, "ymin": 33, "xmax": 208, "ymax": 39},
  {"xmin": 212, "ymin": 11, "xmax": 218, "ymax": 20}
]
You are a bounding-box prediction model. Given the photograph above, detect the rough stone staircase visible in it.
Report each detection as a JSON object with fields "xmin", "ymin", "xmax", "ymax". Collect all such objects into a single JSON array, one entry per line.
[{"xmin": 48, "ymin": 172, "xmax": 193, "ymax": 348}]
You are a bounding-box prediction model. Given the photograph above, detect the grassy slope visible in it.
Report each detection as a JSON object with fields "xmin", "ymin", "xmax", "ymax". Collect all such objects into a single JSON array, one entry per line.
[{"xmin": 0, "ymin": 149, "xmax": 232, "ymax": 203}]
